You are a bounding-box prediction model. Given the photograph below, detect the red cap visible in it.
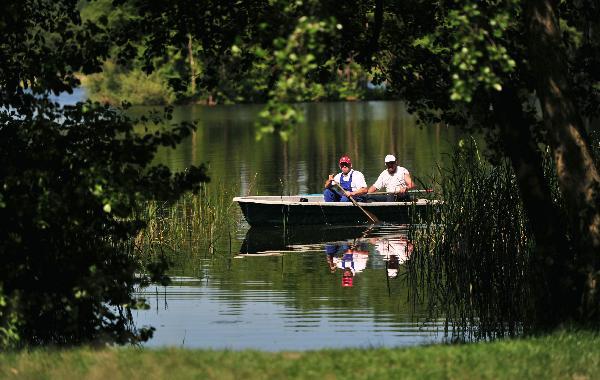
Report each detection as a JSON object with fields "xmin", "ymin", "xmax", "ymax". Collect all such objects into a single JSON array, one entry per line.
[{"xmin": 338, "ymin": 155, "xmax": 352, "ymax": 166}]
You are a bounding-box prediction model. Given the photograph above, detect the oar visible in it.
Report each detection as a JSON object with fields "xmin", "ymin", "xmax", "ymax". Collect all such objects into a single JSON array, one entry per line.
[
  {"xmin": 333, "ymin": 183, "xmax": 379, "ymax": 224},
  {"xmin": 368, "ymin": 189, "xmax": 434, "ymax": 196}
]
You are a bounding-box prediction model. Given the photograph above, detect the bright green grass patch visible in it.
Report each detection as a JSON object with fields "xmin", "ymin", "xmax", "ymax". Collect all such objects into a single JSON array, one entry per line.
[{"xmin": 1, "ymin": 331, "xmax": 598, "ymax": 380}]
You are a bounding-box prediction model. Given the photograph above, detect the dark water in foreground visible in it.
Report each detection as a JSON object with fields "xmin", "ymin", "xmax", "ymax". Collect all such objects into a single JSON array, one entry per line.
[{"xmin": 127, "ymin": 101, "xmax": 461, "ymax": 350}]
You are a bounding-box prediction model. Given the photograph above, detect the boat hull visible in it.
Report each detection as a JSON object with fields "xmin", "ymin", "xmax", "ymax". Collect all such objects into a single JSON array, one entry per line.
[{"xmin": 233, "ymin": 195, "xmax": 438, "ymax": 226}]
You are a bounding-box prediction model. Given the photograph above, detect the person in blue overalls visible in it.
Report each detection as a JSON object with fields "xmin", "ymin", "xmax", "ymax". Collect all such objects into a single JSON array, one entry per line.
[
  {"xmin": 325, "ymin": 243, "xmax": 349, "ymax": 273},
  {"xmin": 323, "ymin": 155, "xmax": 368, "ymax": 202}
]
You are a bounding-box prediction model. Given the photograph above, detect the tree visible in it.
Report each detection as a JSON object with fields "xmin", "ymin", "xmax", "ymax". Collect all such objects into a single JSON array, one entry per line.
[
  {"xmin": 390, "ymin": 0, "xmax": 599, "ymax": 325},
  {"xmin": 524, "ymin": 0, "xmax": 599, "ymax": 320},
  {"xmin": 0, "ymin": 0, "xmax": 208, "ymax": 346}
]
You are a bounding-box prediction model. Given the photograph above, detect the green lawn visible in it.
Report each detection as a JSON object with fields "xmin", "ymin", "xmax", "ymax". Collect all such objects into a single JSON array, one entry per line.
[{"xmin": 1, "ymin": 331, "xmax": 598, "ymax": 380}]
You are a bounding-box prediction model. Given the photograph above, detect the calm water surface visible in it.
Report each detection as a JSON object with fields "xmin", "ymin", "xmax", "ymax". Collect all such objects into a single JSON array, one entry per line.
[
  {"xmin": 135, "ymin": 225, "xmax": 449, "ymax": 350},
  {"xmin": 150, "ymin": 101, "xmax": 461, "ymax": 194},
  {"xmin": 131, "ymin": 101, "xmax": 461, "ymax": 350}
]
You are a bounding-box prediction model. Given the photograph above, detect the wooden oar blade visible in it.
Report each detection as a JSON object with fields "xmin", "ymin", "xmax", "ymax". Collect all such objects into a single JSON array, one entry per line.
[{"xmin": 333, "ymin": 183, "xmax": 379, "ymax": 224}]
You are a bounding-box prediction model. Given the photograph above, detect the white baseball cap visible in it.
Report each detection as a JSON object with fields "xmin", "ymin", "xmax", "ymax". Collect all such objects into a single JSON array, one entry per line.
[{"xmin": 384, "ymin": 154, "xmax": 396, "ymax": 163}]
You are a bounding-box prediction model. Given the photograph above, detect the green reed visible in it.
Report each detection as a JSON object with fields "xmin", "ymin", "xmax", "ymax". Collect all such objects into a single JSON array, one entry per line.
[
  {"xmin": 407, "ymin": 139, "xmax": 533, "ymax": 340},
  {"xmin": 135, "ymin": 182, "xmax": 239, "ymax": 256}
]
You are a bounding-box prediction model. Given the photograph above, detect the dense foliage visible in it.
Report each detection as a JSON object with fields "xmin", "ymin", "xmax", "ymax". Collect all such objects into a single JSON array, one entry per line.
[
  {"xmin": 0, "ymin": 1, "xmax": 208, "ymax": 347},
  {"xmin": 78, "ymin": 0, "xmax": 380, "ymax": 106}
]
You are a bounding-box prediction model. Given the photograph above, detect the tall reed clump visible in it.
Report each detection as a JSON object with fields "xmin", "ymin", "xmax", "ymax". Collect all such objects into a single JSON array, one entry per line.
[
  {"xmin": 407, "ymin": 139, "xmax": 533, "ymax": 340},
  {"xmin": 135, "ymin": 182, "xmax": 239, "ymax": 257}
]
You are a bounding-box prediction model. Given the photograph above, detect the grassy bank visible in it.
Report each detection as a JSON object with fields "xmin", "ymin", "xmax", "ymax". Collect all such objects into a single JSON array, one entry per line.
[{"xmin": 1, "ymin": 331, "xmax": 598, "ymax": 379}]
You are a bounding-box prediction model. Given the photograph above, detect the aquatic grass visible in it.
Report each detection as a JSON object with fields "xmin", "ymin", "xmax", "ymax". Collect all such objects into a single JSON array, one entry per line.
[
  {"xmin": 134, "ymin": 182, "xmax": 239, "ymax": 257},
  {"xmin": 407, "ymin": 139, "xmax": 533, "ymax": 340}
]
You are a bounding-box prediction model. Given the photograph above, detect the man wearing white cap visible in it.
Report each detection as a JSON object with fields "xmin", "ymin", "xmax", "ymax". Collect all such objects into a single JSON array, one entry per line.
[{"xmin": 367, "ymin": 154, "xmax": 414, "ymax": 201}]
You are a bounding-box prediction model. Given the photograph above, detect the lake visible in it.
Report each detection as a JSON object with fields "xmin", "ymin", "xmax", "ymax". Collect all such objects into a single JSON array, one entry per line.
[{"xmin": 128, "ymin": 101, "xmax": 463, "ymax": 350}]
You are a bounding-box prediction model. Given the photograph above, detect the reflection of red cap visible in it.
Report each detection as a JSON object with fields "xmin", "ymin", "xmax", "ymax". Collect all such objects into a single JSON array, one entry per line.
[
  {"xmin": 342, "ymin": 269, "xmax": 354, "ymax": 287},
  {"xmin": 339, "ymin": 155, "xmax": 352, "ymax": 166},
  {"xmin": 342, "ymin": 276, "xmax": 354, "ymax": 287}
]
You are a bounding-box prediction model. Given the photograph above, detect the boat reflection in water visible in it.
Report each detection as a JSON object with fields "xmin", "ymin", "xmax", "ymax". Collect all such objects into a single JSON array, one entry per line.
[
  {"xmin": 239, "ymin": 225, "xmax": 371, "ymax": 255},
  {"xmin": 239, "ymin": 224, "xmax": 414, "ymax": 286}
]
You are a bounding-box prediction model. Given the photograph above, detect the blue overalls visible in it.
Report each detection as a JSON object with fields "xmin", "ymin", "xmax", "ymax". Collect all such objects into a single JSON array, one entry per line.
[
  {"xmin": 325, "ymin": 243, "xmax": 350, "ymax": 258},
  {"xmin": 341, "ymin": 252, "xmax": 355, "ymax": 271},
  {"xmin": 324, "ymin": 171, "xmax": 356, "ymax": 202}
]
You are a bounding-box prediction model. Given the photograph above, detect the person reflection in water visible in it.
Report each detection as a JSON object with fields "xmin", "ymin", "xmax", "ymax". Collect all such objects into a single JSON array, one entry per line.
[
  {"xmin": 373, "ymin": 236, "xmax": 413, "ymax": 279},
  {"xmin": 325, "ymin": 243, "xmax": 346, "ymax": 274},
  {"xmin": 386, "ymin": 254, "xmax": 400, "ymax": 279},
  {"xmin": 324, "ymin": 242, "xmax": 369, "ymax": 287}
]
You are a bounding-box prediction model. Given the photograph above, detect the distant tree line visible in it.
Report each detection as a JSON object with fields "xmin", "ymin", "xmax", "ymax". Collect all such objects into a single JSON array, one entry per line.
[{"xmin": 78, "ymin": 0, "xmax": 388, "ymax": 106}]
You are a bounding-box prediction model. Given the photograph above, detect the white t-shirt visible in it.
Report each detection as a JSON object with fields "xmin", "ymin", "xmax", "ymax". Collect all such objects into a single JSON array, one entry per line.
[
  {"xmin": 333, "ymin": 169, "xmax": 367, "ymax": 192},
  {"xmin": 372, "ymin": 167, "xmax": 409, "ymax": 192},
  {"xmin": 374, "ymin": 238, "xmax": 412, "ymax": 264},
  {"xmin": 334, "ymin": 252, "xmax": 369, "ymax": 274}
]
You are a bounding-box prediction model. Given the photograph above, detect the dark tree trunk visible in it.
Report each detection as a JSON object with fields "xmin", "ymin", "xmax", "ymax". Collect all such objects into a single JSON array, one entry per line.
[
  {"xmin": 492, "ymin": 87, "xmax": 577, "ymax": 327},
  {"xmin": 359, "ymin": 0, "xmax": 383, "ymax": 66},
  {"xmin": 525, "ymin": 0, "xmax": 600, "ymax": 320},
  {"xmin": 187, "ymin": 34, "xmax": 196, "ymax": 95}
]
